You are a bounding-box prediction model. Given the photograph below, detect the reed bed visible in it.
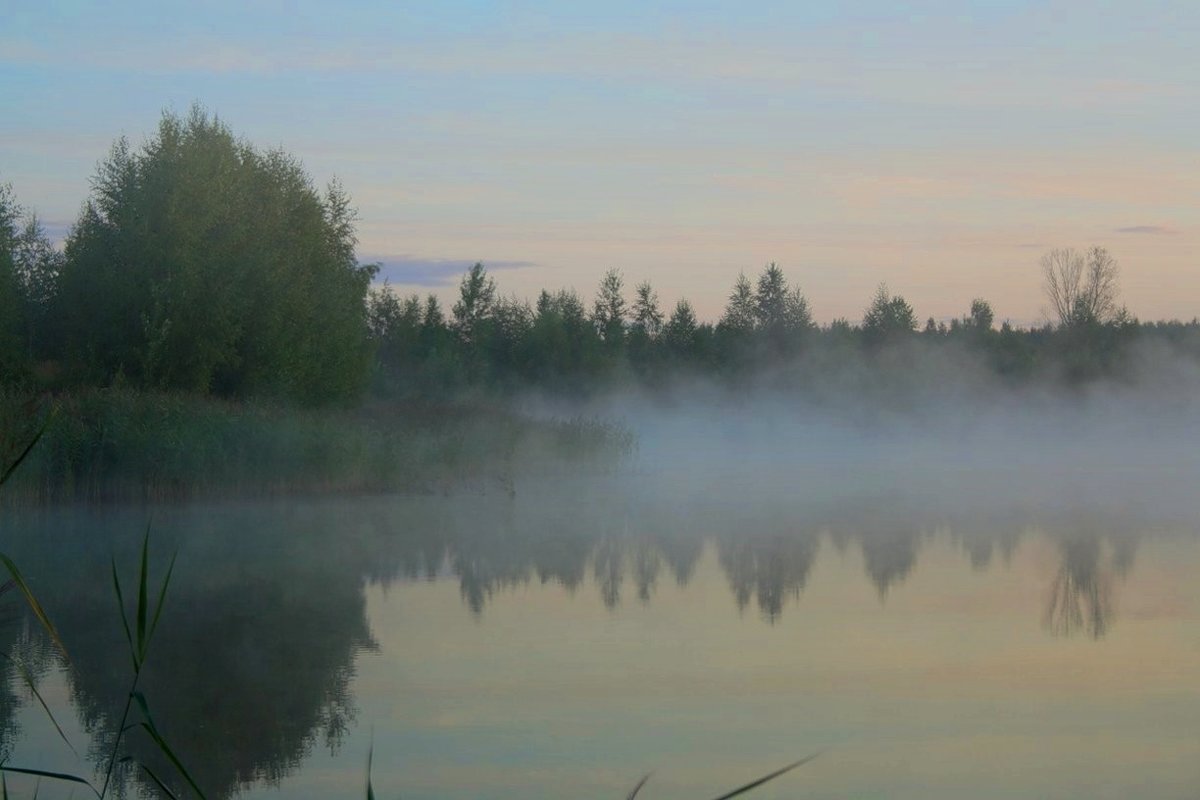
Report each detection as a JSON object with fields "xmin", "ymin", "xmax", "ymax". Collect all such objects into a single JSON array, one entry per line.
[{"xmin": 0, "ymin": 387, "xmax": 634, "ymax": 504}]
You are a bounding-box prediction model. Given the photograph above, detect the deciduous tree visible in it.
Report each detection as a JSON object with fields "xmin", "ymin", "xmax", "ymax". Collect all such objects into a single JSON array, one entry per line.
[
  {"xmin": 55, "ymin": 106, "xmax": 376, "ymax": 402},
  {"xmin": 1041, "ymin": 246, "xmax": 1120, "ymax": 328}
]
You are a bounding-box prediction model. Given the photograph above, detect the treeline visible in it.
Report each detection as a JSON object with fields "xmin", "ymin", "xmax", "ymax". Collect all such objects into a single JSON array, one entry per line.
[
  {"xmin": 367, "ymin": 259, "xmax": 1199, "ymax": 399},
  {"xmin": 3, "ymin": 106, "xmax": 1199, "ymax": 408}
]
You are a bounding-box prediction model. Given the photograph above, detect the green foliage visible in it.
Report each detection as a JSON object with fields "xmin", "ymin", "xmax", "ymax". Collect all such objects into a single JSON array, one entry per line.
[
  {"xmin": 0, "ymin": 184, "xmax": 28, "ymax": 380},
  {"xmin": 451, "ymin": 262, "xmax": 497, "ymax": 347},
  {"xmin": 53, "ymin": 106, "xmax": 375, "ymax": 403},
  {"xmin": 862, "ymin": 284, "xmax": 917, "ymax": 345},
  {"xmin": 663, "ymin": 299, "xmax": 699, "ymax": 358},
  {"xmin": 357, "ymin": 256, "xmax": 1197, "ymax": 401},
  {"xmin": 712, "ymin": 265, "xmax": 813, "ymax": 367},
  {"xmin": 968, "ymin": 298, "xmax": 994, "ymax": 332},
  {"xmin": 628, "ymin": 281, "xmax": 664, "ymax": 378},
  {"xmin": 753, "ymin": 263, "xmax": 813, "ymax": 355},
  {"xmin": 631, "ymin": 281, "xmax": 663, "ymax": 339},
  {"xmin": 721, "ymin": 273, "xmax": 757, "ymax": 334},
  {"xmin": 592, "ymin": 268, "xmax": 628, "ymax": 351},
  {"xmin": 526, "ymin": 289, "xmax": 604, "ymax": 393},
  {"xmin": 0, "ymin": 388, "xmax": 634, "ymax": 503},
  {"xmin": 9, "ymin": 211, "xmax": 64, "ymax": 359}
]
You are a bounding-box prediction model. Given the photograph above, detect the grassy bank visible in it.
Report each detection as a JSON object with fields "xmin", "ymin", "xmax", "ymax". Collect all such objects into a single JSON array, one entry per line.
[{"xmin": 0, "ymin": 387, "xmax": 634, "ymax": 504}]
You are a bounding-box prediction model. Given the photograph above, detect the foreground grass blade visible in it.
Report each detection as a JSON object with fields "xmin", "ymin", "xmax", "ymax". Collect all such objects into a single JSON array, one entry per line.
[
  {"xmin": 0, "ymin": 580, "xmax": 14, "ymax": 628},
  {"xmin": 0, "ymin": 555, "xmax": 69, "ymax": 661},
  {"xmin": 0, "ymin": 767, "xmax": 97, "ymax": 798},
  {"xmin": 134, "ymin": 693, "xmax": 207, "ymax": 800},
  {"xmin": 136, "ymin": 531, "xmax": 149, "ymax": 661},
  {"xmin": 146, "ymin": 551, "xmax": 176, "ymax": 651},
  {"xmin": 111, "ymin": 557, "xmax": 138, "ymax": 672},
  {"xmin": 707, "ymin": 752, "xmax": 821, "ymax": 800},
  {"xmin": 139, "ymin": 722, "xmax": 206, "ymax": 800},
  {"xmin": 140, "ymin": 765, "xmax": 179, "ymax": 800},
  {"xmin": 365, "ymin": 741, "xmax": 375, "ymax": 800},
  {"xmin": 625, "ymin": 772, "xmax": 653, "ymax": 800},
  {"xmin": 0, "ymin": 414, "xmax": 48, "ymax": 487},
  {"xmin": 0, "ymin": 652, "xmax": 77, "ymax": 756}
]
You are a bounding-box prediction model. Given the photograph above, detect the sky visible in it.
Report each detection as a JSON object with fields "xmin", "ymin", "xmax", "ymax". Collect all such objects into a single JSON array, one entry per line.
[{"xmin": 1, "ymin": 0, "xmax": 1196, "ymax": 324}]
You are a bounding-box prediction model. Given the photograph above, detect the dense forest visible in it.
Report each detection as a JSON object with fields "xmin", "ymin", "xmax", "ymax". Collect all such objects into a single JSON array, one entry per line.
[{"xmin": 3, "ymin": 106, "xmax": 1199, "ymax": 411}]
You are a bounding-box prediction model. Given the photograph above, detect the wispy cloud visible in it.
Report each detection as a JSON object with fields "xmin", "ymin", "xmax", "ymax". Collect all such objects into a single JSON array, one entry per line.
[
  {"xmin": 5, "ymin": 34, "xmax": 1192, "ymax": 115},
  {"xmin": 366, "ymin": 256, "xmax": 536, "ymax": 288},
  {"xmin": 1114, "ymin": 225, "xmax": 1178, "ymax": 235}
]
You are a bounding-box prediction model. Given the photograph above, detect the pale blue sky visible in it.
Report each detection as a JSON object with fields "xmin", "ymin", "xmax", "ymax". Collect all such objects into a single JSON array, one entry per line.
[{"xmin": 2, "ymin": 1, "xmax": 1196, "ymax": 322}]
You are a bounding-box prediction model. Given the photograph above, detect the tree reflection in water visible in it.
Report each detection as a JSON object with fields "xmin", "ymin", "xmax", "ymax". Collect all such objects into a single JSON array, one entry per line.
[
  {"xmin": 1043, "ymin": 536, "xmax": 1126, "ymax": 639},
  {"xmin": 0, "ymin": 490, "xmax": 1166, "ymax": 798},
  {"xmin": 717, "ymin": 530, "xmax": 819, "ymax": 621},
  {"xmin": 0, "ymin": 609, "xmax": 53, "ymax": 765},
  {"xmin": 1, "ymin": 505, "xmax": 378, "ymax": 800}
]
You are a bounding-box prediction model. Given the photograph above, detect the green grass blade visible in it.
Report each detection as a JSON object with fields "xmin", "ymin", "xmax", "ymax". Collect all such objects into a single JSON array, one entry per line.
[
  {"xmin": 133, "ymin": 694, "xmax": 206, "ymax": 800},
  {"xmin": 140, "ymin": 765, "xmax": 179, "ymax": 800},
  {"xmin": 0, "ymin": 554, "xmax": 69, "ymax": 662},
  {"xmin": 0, "ymin": 415, "xmax": 48, "ymax": 487},
  {"xmin": 625, "ymin": 772, "xmax": 652, "ymax": 800},
  {"xmin": 138, "ymin": 723, "xmax": 206, "ymax": 800},
  {"xmin": 136, "ymin": 529, "xmax": 150, "ymax": 662},
  {"xmin": 110, "ymin": 557, "xmax": 138, "ymax": 672},
  {"xmin": 0, "ymin": 652, "xmax": 77, "ymax": 756},
  {"xmin": 365, "ymin": 742, "xmax": 375, "ymax": 800},
  {"xmin": 146, "ymin": 552, "xmax": 176, "ymax": 650},
  {"xmin": 707, "ymin": 753, "xmax": 821, "ymax": 800},
  {"xmin": 0, "ymin": 767, "xmax": 97, "ymax": 798},
  {"xmin": 132, "ymin": 690, "xmax": 152, "ymax": 720}
]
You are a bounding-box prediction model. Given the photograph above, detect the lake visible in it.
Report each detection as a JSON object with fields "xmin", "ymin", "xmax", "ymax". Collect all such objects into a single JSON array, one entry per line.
[{"xmin": 3, "ymin": 452, "xmax": 1199, "ymax": 799}]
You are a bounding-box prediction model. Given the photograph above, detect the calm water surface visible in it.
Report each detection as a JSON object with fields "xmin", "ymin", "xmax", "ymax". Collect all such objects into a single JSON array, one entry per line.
[{"xmin": 2, "ymin": 475, "xmax": 1199, "ymax": 799}]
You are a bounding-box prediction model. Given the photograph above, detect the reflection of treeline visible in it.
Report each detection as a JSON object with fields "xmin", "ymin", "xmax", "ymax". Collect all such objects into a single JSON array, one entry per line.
[
  {"xmin": 3, "ymin": 108, "xmax": 1199, "ymax": 410},
  {"xmin": 382, "ymin": 495, "xmax": 1144, "ymax": 634},
  {"xmin": 0, "ymin": 613, "xmax": 56, "ymax": 765},
  {"xmin": 0, "ymin": 496, "xmax": 1152, "ymax": 798},
  {"xmin": 352, "ymin": 492, "xmax": 1145, "ymax": 627}
]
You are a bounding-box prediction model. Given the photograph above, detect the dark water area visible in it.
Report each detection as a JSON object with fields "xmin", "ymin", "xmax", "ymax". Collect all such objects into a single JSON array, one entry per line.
[{"xmin": 2, "ymin": 469, "xmax": 1199, "ymax": 799}]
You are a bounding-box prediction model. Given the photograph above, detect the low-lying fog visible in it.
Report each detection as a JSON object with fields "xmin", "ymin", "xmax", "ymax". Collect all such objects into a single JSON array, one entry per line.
[{"xmin": 533, "ymin": 338, "xmax": 1200, "ymax": 525}]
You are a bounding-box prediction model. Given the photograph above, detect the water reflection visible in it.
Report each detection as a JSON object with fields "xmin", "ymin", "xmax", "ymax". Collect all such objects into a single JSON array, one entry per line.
[
  {"xmin": 3, "ymin": 506, "xmax": 378, "ymax": 799},
  {"xmin": 717, "ymin": 530, "xmax": 818, "ymax": 620},
  {"xmin": 0, "ymin": 485, "xmax": 1189, "ymax": 798},
  {"xmin": 1042, "ymin": 529, "xmax": 1139, "ymax": 640},
  {"xmin": 0, "ymin": 611, "xmax": 55, "ymax": 765}
]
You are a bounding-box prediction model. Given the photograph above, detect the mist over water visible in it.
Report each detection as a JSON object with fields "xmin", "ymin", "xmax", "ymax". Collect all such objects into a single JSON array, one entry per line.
[
  {"xmin": 548, "ymin": 337, "xmax": 1200, "ymax": 527},
  {"xmin": 4, "ymin": 343, "xmax": 1200, "ymax": 799}
]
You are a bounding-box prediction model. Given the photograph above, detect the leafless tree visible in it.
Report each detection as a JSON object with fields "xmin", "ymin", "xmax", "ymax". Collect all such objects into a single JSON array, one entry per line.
[{"xmin": 1041, "ymin": 246, "xmax": 1121, "ymax": 327}]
